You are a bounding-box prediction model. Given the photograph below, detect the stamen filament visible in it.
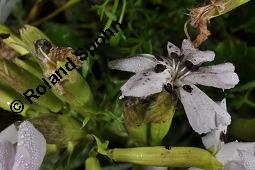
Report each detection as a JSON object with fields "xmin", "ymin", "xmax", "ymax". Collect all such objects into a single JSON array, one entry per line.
[{"xmin": 178, "ymin": 71, "xmax": 191, "ymax": 80}]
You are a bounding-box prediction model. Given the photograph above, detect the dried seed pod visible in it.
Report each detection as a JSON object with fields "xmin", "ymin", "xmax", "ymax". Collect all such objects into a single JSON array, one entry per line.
[{"xmin": 34, "ymin": 39, "xmax": 82, "ymax": 68}]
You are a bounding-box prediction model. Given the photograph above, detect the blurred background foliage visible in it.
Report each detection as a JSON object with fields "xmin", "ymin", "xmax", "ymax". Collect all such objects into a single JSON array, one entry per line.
[{"xmin": 0, "ymin": 0, "xmax": 255, "ymax": 169}]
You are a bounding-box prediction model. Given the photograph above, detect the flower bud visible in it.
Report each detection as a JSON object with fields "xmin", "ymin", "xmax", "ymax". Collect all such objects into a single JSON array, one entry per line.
[
  {"xmin": 107, "ymin": 146, "xmax": 222, "ymax": 170},
  {"xmin": 123, "ymin": 92, "xmax": 175, "ymax": 146}
]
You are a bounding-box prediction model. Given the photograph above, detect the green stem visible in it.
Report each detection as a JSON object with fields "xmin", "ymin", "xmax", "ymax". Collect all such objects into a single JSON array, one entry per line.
[
  {"xmin": 103, "ymin": 0, "xmax": 119, "ymax": 30},
  {"xmin": 31, "ymin": 0, "xmax": 80, "ymax": 26},
  {"xmin": 107, "ymin": 146, "xmax": 222, "ymax": 170},
  {"xmin": 119, "ymin": 0, "xmax": 126, "ymax": 23}
]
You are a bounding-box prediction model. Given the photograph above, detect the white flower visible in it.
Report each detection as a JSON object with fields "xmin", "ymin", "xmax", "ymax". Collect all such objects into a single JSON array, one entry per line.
[
  {"xmin": 202, "ymin": 99, "xmax": 228, "ymax": 152},
  {"xmin": 0, "ymin": 0, "xmax": 17, "ymax": 23},
  {"xmin": 190, "ymin": 99, "xmax": 255, "ymax": 170},
  {"xmin": 0, "ymin": 121, "xmax": 46, "ymax": 170},
  {"xmin": 190, "ymin": 142, "xmax": 255, "ymax": 170},
  {"xmin": 109, "ymin": 39, "xmax": 239, "ymax": 134}
]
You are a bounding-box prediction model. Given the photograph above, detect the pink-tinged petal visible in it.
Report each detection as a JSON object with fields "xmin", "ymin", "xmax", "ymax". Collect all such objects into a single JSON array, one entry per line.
[
  {"xmin": 167, "ymin": 41, "xmax": 180, "ymax": 58},
  {"xmin": 181, "ymin": 39, "xmax": 215, "ymax": 65},
  {"xmin": 12, "ymin": 121, "xmax": 46, "ymax": 170},
  {"xmin": 216, "ymin": 142, "xmax": 255, "ymax": 165},
  {"xmin": 0, "ymin": 124, "xmax": 18, "ymax": 144},
  {"xmin": 183, "ymin": 63, "xmax": 239, "ymax": 89},
  {"xmin": 0, "ymin": 140, "xmax": 15, "ymax": 170},
  {"xmin": 120, "ymin": 70, "xmax": 170, "ymax": 98},
  {"xmin": 202, "ymin": 99, "xmax": 228, "ymax": 150},
  {"xmin": 178, "ymin": 85, "xmax": 231, "ymax": 134},
  {"xmin": 238, "ymin": 150, "xmax": 255, "ymax": 170},
  {"xmin": 109, "ymin": 54, "xmax": 157, "ymax": 73}
]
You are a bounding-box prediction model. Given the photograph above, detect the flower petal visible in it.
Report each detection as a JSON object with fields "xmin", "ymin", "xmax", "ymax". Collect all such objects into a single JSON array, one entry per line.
[
  {"xmin": 181, "ymin": 39, "xmax": 215, "ymax": 65},
  {"xmin": 109, "ymin": 54, "xmax": 157, "ymax": 73},
  {"xmin": 120, "ymin": 70, "xmax": 170, "ymax": 98},
  {"xmin": 224, "ymin": 162, "xmax": 245, "ymax": 170},
  {"xmin": 178, "ymin": 84, "xmax": 231, "ymax": 134},
  {"xmin": 0, "ymin": 124, "xmax": 18, "ymax": 144},
  {"xmin": 0, "ymin": 140, "xmax": 15, "ymax": 170},
  {"xmin": 202, "ymin": 125, "xmax": 227, "ymax": 150},
  {"xmin": 238, "ymin": 150, "xmax": 255, "ymax": 170},
  {"xmin": 167, "ymin": 41, "xmax": 180, "ymax": 58},
  {"xmin": 202, "ymin": 99, "xmax": 228, "ymax": 150},
  {"xmin": 182, "ymin": 63, "xmax": 239, "ymax": 89},
  {"xmin": 216, "ymin": 142, "xmax": 255, "ymax": 165},
  {"xmin": 12, "ymin": 121, "xmax": 46, "ymax": 170}
]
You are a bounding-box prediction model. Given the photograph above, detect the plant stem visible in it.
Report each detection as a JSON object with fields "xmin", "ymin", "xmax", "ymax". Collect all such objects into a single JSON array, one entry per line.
[{"xmin": 31, "ymin": 0, "xmax": 80, "ymax": 26}]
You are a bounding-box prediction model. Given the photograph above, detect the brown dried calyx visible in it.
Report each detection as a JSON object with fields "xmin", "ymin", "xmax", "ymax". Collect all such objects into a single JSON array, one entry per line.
[{"xmin": 189, "ymin": 0, "xmax": 228, "ymax": 47}]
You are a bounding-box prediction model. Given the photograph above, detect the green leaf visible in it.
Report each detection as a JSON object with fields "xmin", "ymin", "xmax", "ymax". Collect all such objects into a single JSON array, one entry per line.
[{"xmin": 92, "ymin": 135, "xmax": 109, "ymax": 155}]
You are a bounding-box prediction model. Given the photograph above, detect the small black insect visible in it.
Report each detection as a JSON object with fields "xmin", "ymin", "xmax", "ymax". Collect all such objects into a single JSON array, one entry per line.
[
  {"xmin": 154, "ymin": 64, "xmax": 167, "ymax": 73},
  {"xmin": 183, "ymin": 85, "xmax": 193, "ymax": 93}
]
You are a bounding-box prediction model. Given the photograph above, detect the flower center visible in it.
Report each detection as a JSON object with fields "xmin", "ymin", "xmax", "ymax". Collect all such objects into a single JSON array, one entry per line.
[{"xmin": 169, "ymin": 52, "xmax": 199, "ymax": 82}]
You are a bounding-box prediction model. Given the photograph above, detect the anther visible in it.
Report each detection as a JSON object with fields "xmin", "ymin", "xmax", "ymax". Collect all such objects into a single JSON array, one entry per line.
[
  {"xmin": 185, "ymin": 60, "xmax": 194, "ymax": 70},
  {"xmin": 164, "ymin": 83, "xmax": 172, "ymax": 93},
  {"xmin": 154, "ymin": 64, "xmax": 167, "ymax": 73},
  {"xmin": 171, "ymin": 52, "xmax": 178, "ymax": 58}
]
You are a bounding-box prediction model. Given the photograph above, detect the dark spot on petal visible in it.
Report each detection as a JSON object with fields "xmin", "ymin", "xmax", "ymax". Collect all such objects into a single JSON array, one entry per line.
[
  {"xmin": 171, "ymin": 52, "xmax": 178, "ymax": 58},
  {"xmin": 185, "ymin": 60, "xmax": 199, "ymax": 71},
  {"xmin": 164, "ymin": 83, "xmax": 172, "ymax": 93},
  {"xmin": 191, "ymin": 65, "xmax": 200, "ymax": 71},
  {"xmin": 143, "ymin": 72, "xmax": 148, "ymax": 76},
  {"xmin": 185, "ymin": 60, "xmax": 194, "ymax": 70},
  {"xmin": 154, "ymin": 64, "xmax": 167, "ymax": 73},
  {"xmin": 220, "ymin": 131, "xmax": 226, "ymax": 142},
  {"xmin": 0, "ymin": 33, "xmax": 10, "ymax": 39},
  {"xmin": 155, "ymin": 55, "xmax": 164, "ymax": 61},
  {"xmin": 183, "ymin": 85, "xmax": 193, "ymax": 93}
]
